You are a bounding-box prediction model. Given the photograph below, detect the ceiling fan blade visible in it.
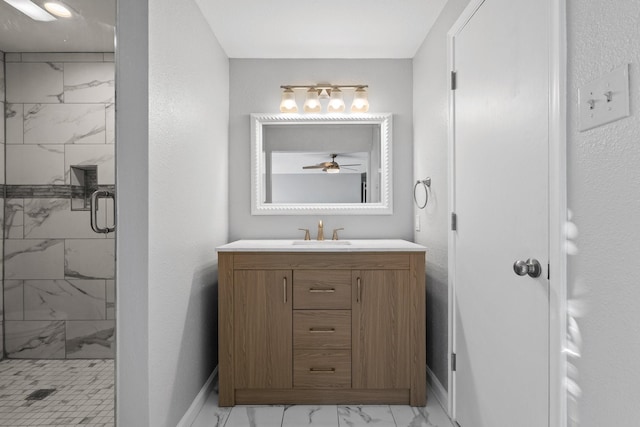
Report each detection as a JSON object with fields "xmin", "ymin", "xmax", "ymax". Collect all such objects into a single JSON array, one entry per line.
[
  {"xmin": 302, "ymin": 165, "xmax": 325, "ymax": 169},
  {"xmin": 339, "ymin": 163, "xmax": 361, "ymax": 167}
]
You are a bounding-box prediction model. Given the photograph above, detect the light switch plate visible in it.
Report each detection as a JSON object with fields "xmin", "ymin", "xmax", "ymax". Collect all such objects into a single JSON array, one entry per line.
[
  {"xmin": 415, "ymin": 214, "xmax": 421, "ymax": 232},
  {"xmin": 578, "ymin": 64, "xmax": 630, "ymax": 131}
]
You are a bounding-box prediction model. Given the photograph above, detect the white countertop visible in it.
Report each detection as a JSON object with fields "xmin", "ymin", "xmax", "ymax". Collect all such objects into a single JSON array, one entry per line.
[{"xmin": 216, "ymin": 239, "xmax": 426, "ymax": 252}]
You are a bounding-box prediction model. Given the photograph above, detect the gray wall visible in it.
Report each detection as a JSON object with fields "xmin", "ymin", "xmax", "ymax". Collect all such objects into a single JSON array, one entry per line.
[
  {"xmin": 412, "ymin": 0, "xmax": 471, "ymax": 391},
  {"xmin": 229, "ymin": 59, "xmax": 413, "ymax": 241},
  {"xmin": 117, "ymin": 0, "xmax": 229, "ymax": 425},
  {"xmin": 566, "ymin": 0, "xmax": 640, "ymax": 425}
]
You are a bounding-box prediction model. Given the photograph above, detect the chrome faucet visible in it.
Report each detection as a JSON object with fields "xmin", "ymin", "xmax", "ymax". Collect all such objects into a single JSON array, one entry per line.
[{"xmin": 317, "ymin": 220, "xmax": 324, "ymax": 241}]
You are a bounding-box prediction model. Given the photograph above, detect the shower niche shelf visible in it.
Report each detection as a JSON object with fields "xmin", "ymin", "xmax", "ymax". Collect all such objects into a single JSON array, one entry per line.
[{"xmin": 70, "ymin": 165, "xmax": 98, "ymax": 211}]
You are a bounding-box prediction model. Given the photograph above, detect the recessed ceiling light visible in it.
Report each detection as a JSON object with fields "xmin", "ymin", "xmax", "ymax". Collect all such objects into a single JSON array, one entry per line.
[
  {"xmin": 43, "ymin": 1, "xmax": 72, "ymax": 18},
  {"xmin": 2, "ymin": 0, "xmax": 56, "ymax": 21}
]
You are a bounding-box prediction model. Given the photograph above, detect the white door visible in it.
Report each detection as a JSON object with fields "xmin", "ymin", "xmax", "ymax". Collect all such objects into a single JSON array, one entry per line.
[{"xmin": 451, "ymin": 0, "xmax": 550, "ymax": 426}]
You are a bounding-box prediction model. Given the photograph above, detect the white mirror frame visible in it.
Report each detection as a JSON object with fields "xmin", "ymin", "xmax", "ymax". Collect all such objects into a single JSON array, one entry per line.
[{"xmin": 251, "ymin": 113, "xmax": 393, "ymax": 215}]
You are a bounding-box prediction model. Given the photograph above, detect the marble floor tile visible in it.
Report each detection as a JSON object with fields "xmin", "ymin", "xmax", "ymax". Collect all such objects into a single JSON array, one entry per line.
[
  {"xmin": 190, "ymin": 391, "xmax": 231, "ymax": 427},
  {"xmin": 390, "ymin": 405, "xmax": 437, "ymax": 427},
  {"xmin": 224, "ymin": 405, "xmax": 285, "ymax": 427},
  {"xmin": 338, "ymin": 405, "xmax": 396, "ymax": 427},
  {"xmin": 282, "ymin": 405, "xmax": 339, "ymax": 427}
]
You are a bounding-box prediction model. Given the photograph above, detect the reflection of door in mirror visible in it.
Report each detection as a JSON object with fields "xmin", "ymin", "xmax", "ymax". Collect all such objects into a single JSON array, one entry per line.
[{"xmin": 263, "ymin": 124, "xmax": 381, "ymax": 204}]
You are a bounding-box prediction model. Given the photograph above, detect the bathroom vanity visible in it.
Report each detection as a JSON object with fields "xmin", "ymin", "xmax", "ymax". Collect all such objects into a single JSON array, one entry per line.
[{"xmin": 216, "ymin": 240, "xmax": 426, "ymax": 407}]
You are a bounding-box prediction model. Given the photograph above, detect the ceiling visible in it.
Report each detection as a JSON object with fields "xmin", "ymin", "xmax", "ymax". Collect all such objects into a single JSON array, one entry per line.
[
  {"xmin": 195, "ymin": 0, "xmax": 449, "ymax": 58},
  {"xmin": 0, "ymin": 0, "xmax": 115, "ymax": 52},
  {"xmin": 0, "ymin": 0, "xmax": 447, "ymax": 58}
]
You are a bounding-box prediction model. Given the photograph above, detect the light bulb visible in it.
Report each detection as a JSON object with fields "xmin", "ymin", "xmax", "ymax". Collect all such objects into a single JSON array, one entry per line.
[
  {"xmin": 328, "ymin": 88, "xmax": 346, "ymax": 113},
  {"xmin": 44, "ymin": 1, "xmax": 72, "ymax": 18},
  {"xmin": 351, "ymin": 87, "xmax": 369, "ymax": 113},
  {"xmin": 326, "ymin": 167, "xmax": 340, "ymax": 174},
  {"xmin": 303, "ymin": 88, "xmax": 321, "ymax": 113},
  {"xmin": 279, "ymin": 88, "xmax": 298, "ymax": 113}
]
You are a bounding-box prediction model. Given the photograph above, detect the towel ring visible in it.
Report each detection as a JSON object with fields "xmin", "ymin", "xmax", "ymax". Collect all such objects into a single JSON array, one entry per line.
[{"xmin": 413, "ymin": 177, "xmax": 431, "ymax": 209}]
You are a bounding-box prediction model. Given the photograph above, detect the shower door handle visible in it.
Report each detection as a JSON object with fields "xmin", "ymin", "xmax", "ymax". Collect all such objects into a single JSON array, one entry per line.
[{"xmin": 90, "ymin": 190, "xmax": 116, "ymax": 234}]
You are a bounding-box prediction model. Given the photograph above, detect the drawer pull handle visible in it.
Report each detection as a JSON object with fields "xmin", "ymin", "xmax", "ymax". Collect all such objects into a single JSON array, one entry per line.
[
  {"xmin": 283, "ymin": 277, "xmax": 287, "ymax": 304},
  {"xmin": 309, "ymin": 327, "xmax": 335, "ymax": 333},
  {"xmin": 309, "ymin": 367, "xmax": 336, "ymax": 374},
  {"xmin": 357, "ymin": 277, "xmax": 361, "ymax": 303},
  {"xmin": 309, "ymin": 288, "xmax": 335, "ymax": 293}
]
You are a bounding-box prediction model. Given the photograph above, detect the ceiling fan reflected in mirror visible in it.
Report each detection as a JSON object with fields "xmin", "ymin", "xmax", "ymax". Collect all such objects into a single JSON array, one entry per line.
[{"xmin": 302, "ymin": 153, "xmax": 361, "ymax": 174}]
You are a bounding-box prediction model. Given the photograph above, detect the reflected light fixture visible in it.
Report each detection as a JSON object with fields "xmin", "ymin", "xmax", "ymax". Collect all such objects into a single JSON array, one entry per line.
[
  {"xmin": 3, "ymin": 0, "xmax": 56, "ymax": 21},
  {"xmin": 351, "ymin": 86, "xmax": 369, "ymax": 113},
  {"xmin": 279, "ymin": 88, "xmax": 298, "ymax": 113},
  {"xmin": 43, "ymin": 1, "xmax": 72, "ymax": 18},
  {"xmin": 280, "ymin": 84, "xmax": 369, "ymax": 114}
]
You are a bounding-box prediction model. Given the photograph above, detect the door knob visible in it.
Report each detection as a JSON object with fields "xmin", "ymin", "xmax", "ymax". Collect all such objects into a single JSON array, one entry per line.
[{"xmin": 513, "ymin": 258, "xmax": 542, "ymax": 278}]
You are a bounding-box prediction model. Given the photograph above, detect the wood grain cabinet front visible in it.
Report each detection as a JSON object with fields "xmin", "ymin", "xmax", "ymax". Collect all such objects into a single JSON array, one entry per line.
[{"xmin": 218, "ymin": 251, "xmax": 425, "ymax": 407}]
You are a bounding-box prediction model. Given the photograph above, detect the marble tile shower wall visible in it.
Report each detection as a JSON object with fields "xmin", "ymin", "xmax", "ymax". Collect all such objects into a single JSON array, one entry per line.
[{"xmin": 2, "ymin": 52, "xmax": 115, "ymax": 359}]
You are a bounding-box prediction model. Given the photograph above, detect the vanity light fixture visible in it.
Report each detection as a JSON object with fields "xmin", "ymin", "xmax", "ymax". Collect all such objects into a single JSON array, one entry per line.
[
  {"xmin": 351, "ymin": 86, "xmax": 369, "ymax": 113},
  {"xmin": 303, "ymin": 88, "xmax": 321, "ymax": 113},
  {"xmin": 328, "ymin": 88, "xmax": 346, "ymax": 113},
  {"xmin": 280, "ymin": 84, "xmax": 369, "ymax": 114},
  {"xmin": 279, "ymin": 88, "xmax": 298, "ymax": 113},
  {"xmin": 43, "ymin": 1, "xmax": 72, "ymax": 18},
  {"xmin": 2, "ymin": 0, "xmax": 56, "ymax": 21}
]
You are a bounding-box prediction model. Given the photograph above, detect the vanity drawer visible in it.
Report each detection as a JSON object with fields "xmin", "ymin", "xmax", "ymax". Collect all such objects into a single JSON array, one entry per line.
[
  {"xmin": 294, "ymin": 350, "xmax": 351, "ymax": 389},
  {"xmin": 294, "ymin": 310, "xmax": 351, "ymax": 349},
  {"xmin": 293, "ymin": 270, "xmax": 351, "ymax": 309}
]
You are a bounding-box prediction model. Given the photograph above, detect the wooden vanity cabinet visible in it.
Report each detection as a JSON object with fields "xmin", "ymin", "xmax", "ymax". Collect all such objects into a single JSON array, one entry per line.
[{"xmin": 218, "ymin": 252, "xmax": 425, "ymax": 407}]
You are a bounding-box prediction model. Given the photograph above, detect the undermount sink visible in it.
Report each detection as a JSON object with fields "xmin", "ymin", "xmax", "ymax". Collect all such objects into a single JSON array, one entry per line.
[{"xmin": 292, "ymin": 240, "xmax": 352, "ymax": 246}]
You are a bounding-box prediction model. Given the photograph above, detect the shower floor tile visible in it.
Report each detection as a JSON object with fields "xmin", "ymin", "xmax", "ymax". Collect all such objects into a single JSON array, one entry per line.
[{"xmin": 0, "ymin": 359, "xmax": 114, "ymax": 427}]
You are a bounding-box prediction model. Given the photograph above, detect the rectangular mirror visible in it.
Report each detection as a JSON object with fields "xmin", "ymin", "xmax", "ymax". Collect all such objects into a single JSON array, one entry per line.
[{"xmin": 251, "ymin": 113, "xmax": 393, "ymax": 215}]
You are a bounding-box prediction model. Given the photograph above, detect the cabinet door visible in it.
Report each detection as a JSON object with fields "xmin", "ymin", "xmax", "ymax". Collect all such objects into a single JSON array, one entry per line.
[
  {"xmin": 352, "ymin": 270, "xmax": 410, "ymax": 389},
  {"xmin": 234, "ymin": 269, "xmax": 292, "ymax": 389}
]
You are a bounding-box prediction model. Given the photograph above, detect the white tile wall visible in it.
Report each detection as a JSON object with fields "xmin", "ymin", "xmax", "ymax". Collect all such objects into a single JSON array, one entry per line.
[
  {"xmin": 4, "ymin": 281, "xmax": 24, "ymax": 321},
  {"xmin": 5, "ymin": 320, "xmax": 66, "ymax": 358},
  {"xmin": 106, "ymin": 103, "xmax": 115, "ymax": 144},
  {"xmin": 6, "ymin": 62, "xmax": 64, "ymax": 103},
  {"xmin": 106, "ymin": 280, "xmax": 115, "ymax": 320},
  {"xmin": 64, "ymin": 144, "xmax": 115, "ymax": 184},
  {"xmin": 24, "ymin": 280, "xmax": 106, "ymax": 320},
  {"xmin": 5, "ymin": 199, "xmax": 24, "ymax": 239},
  {"xmin": 4, "ymin": 239, "xmax": 65, "ymax": 280},
  {"xmin": 66, "ymin": 320, "xmax": 115, "ymax": 358},
  {"xmin": 64, "ymin": 63, "xmax": 115, "ymax": 103},
  {"xmin": 24, "ymin": 103, "xmax": 106, "ymax": 144},
  {"xmin": 65, "ymin": 239, "xmax": 115, "ymax": 279},
  {"xmin": 5, "ymin": 103, "xmax": 24, "ymax": 144},
  {"xmin": 21, "ymin": 52, "xmax": 105, "ymax": 63},
  {"xmin": 23, "ymin": 198, "xmax": 107, "ymax": 239},
  {"xmin": 5, "ymin": 145, "xmax": 65, "ymax": 185},
  {"xmin": 3, "ymin": 55, "xmax": 116, "ymax": 360}
]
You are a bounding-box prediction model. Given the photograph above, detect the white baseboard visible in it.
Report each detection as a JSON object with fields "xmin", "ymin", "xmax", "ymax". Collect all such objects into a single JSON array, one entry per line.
[
  {"xmin": 427, "ymin": 364, "xmax": 449, "ymax": 414},
  {"xmin": 176, "ymin": 366, "xmax": 218, "ymax": 427}
]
